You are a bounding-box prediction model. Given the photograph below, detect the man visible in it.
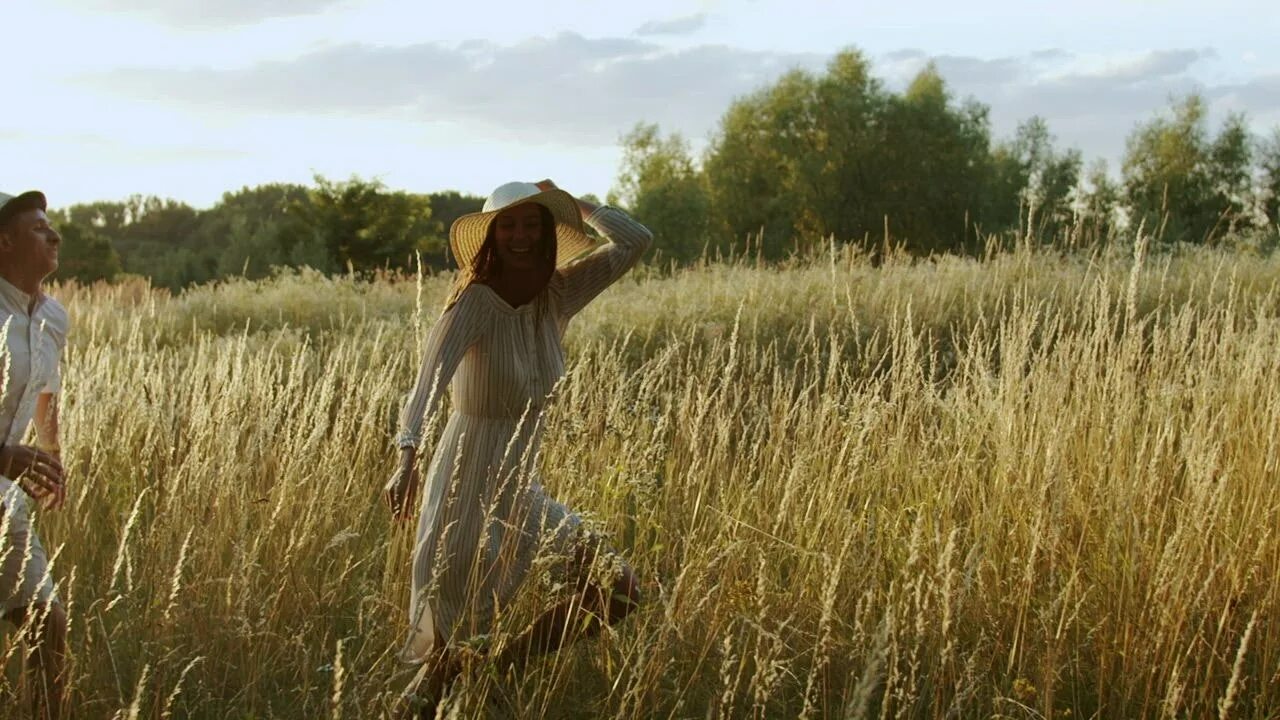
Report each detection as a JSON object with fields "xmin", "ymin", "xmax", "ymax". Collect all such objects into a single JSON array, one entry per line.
[{"xmin": 0, "ymin": 189, "xmax": 69, "ymax": 720}]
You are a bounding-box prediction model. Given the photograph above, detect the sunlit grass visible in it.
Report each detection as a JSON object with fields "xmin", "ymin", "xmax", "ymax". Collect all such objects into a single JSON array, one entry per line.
[{"xmin": 4, "ymin": 237, "xmax": 1279, "ymax": 717}]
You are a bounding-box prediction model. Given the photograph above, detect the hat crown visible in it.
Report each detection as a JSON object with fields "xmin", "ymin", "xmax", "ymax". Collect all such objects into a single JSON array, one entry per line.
[
  {"xmin": 482, "ymin": 182, "xmax": 543, "ymax": 213},
  {"xmin": 449, "ymin": 181, "xmax": 594, "ymax": 272}
]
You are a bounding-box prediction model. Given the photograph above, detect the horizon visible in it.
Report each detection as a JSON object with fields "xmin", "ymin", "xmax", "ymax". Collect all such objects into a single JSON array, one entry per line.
[{"xmin": 3, "ymin": 0, "xmax": 1277, "ymax": 210}]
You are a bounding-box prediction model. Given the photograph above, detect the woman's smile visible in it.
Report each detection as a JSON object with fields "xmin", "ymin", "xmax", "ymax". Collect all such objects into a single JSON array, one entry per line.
[{"xmin": 493, "ymin": 202, "xmax": 546, "ymax": 268}]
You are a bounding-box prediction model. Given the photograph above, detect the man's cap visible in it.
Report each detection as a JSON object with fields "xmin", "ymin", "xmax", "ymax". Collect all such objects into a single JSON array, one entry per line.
[{"xmin": 0, "ymin": 190, "xmax": 48, "ymax": 226}]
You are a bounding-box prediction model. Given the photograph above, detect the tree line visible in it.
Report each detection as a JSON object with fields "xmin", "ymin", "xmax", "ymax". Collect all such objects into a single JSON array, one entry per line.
[
  {"xmin": 51, "ymin": 178, "xmax": 485, "ymax": 288},
  {"xmin": 612, "ymin": 50, "xmax": 1280, "ymax": 262},
  {"xmin": 50, "ymin": 46, "xmax": 1280, "ymax": 288}
]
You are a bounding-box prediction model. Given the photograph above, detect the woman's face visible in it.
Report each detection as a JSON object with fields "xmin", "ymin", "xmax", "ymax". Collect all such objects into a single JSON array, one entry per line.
[{"xmin": 491, "ymin": 203, "xmax": 547, "ymax": 274}]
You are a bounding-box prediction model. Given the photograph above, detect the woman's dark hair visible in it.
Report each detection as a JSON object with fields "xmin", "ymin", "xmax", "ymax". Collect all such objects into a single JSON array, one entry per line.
[{"xmin": 471, "ymin": 204, "xmax": 557, "ymax": 282}]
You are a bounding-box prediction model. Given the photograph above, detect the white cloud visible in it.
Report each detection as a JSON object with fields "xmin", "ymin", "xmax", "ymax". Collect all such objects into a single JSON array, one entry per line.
[
  {"xmin": 875, "ymin": 48, "xmax": 1279, "ymax": 163},
  {"xmin": 1080, "ymin": 49, "xmax": 1215, "ymax": 82},
  {"xmin": 635, "ymin": 13, "xmax": 708, "ymax": 37},
  {"xmin": 86, "ymin": 33, "xmax": 825, "ymax": 145},
  {"xmin": 59, "ymin": 39, "xmax": 1280, "ymax": 203},
  {"xmin": 58, "ymin": 0, "xmax": 349, "ymax": 26},
  {"xmin": 10, "ymin": 0, "xmax": 1280, "ymax": 210}
]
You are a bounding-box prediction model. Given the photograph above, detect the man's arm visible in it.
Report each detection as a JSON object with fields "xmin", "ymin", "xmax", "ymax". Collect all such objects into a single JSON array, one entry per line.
[
  {"xmin": 26, "ymin": 392, "xmax": 65, "ymax": 509},
  {"xmin": 34, "ymin": 392, "xmax": 60, "ymax": 457}
]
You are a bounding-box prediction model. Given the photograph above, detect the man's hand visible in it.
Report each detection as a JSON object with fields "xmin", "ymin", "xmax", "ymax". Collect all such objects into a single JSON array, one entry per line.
[
  {"xmin": 0, "ymin": 444, "xmax": 66, "ymax": 510},
  {"xmin": 383, "ymin": 449, "xmax": 420, "ymax": 522}
]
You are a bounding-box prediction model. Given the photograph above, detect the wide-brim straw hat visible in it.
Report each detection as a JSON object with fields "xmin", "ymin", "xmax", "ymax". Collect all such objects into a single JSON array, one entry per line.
[
  {"xmin": 449, "ymin": 181, "xmax": 596, "ymax": 269},
  {"xmin": 0, "ymin": 190, "xmax": 48, "ymax": 225}
]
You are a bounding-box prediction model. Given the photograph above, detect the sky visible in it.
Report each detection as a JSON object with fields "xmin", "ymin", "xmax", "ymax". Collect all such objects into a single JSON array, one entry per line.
[{"xmin": 2, "ymin": 0, "xmax": 1278, "ymax": 209}]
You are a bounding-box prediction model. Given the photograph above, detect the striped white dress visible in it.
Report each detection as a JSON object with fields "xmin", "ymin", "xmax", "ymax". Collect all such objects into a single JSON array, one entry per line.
[{"xmin": 395, "ymin": 206, "xmax": 652, "ymax": 662}]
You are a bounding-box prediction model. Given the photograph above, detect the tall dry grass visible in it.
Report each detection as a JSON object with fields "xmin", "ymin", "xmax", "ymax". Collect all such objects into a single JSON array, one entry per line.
[{"xmin": 3, "ymin": 238, "xmax": 1279, "ymax": 717}]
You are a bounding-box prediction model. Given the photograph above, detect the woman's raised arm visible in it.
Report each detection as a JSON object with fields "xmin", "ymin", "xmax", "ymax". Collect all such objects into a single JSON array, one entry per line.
[{"xmin": 542, "ymin": 179, "xmax": 653, "ymax": 319}]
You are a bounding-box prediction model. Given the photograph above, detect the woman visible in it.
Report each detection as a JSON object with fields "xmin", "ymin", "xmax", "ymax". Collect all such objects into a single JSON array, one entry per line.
[{"xmin": 385, "ymin": 179, "xmax": 651, "ymax": 711}]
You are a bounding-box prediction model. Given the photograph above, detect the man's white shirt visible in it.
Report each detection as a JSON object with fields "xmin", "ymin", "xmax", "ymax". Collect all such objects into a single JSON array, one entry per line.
[{"xmin": 0, "ymin": 276, "xmax": 67, "ymax": 531}]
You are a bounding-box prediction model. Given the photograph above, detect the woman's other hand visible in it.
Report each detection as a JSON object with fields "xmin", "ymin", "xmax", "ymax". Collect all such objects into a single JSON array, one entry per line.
[{"xmin": 384, "ymin": 449, "xmax": 420, "ymax": 522}]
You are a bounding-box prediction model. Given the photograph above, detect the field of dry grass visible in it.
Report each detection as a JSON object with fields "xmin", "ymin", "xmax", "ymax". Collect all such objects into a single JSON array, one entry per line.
[{"xmin": 4, "ymin": 238, "xmax": 1280, "ymax": 718}]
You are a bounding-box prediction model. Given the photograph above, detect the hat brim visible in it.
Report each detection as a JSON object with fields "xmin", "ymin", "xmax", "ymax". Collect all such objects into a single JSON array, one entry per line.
[
  {"xmin": 448, "ymin": 188, "xmax": 596, "ymax": 270},
  {"xmin": 0, "ymin": 190, "xmax": 48, "ymax": 226}
]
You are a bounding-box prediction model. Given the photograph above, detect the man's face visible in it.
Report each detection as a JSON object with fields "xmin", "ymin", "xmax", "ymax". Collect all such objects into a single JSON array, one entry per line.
[{"xmin": 0, "ymin": 209, "xmax": 61, "ymax": 279}]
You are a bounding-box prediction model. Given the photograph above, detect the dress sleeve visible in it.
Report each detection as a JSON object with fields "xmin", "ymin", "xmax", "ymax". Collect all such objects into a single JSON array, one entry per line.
[
  {"xmin": 549, "ymin": 205, "xmax": 653, "ymax": 319},
  {"xmin": 394, "ymin": 288, "xmax": 486, "ymax": 450}
]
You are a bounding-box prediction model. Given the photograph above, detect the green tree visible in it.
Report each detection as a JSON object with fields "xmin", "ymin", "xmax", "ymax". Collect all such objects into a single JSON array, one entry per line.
[
  {"xmin": 215, "ymin": 217, "xmax": 289, "ymax": 279},
  {"xmin": 1016, "ymin": 117, "xmax": 1082, "ymax": 236},
  {"xmin": 986, "ymin": 117, "xmax": 1082, "ymax": 240},
  {"xmin": 1206, "ymin": 113, "xmax": 1254, "ymax": 235},
  {"xmin": 986, "ymin": 144, "xmax": 1032, "ymax": 239},
  {"xmin": 61, "ymin": 201, "xmax": 128, "ymax": 236},
  {"xmin": 1260, "ymin": 128, "xmax": 1280, "ymax": 229},
  {"xmin": 610, "ymin": 123, "xmax": 711, "ymax": 263},
  {"xmin": 425, "ymin": 191, "xmax": 484, "ymax": 269},
  {"xmin": 704, "ymin": 51, "xmax": 905, "ymax": 256},
  {"xmin": 1076, "ymin": 159, "xmax": 1122, "ymax": 243},
  {"xmin": 704, "ymin": 67, "xmax": 825, "ymax": 257},
  {"xmin": 701, "ymin": 50, "xmax": 1018, "ymax": 257},
  {"xmin": 196, "ymin": 183, "xmax": 310, "ymax": 279},
  {"xmin": 879, "ymin": 64, "xmax": 996, "ymax": 252},
  {"xmin": 46, "ymin": 214, "xmax": 122, "ymax": 284},
  {"xmin": 293, "ymin": 175, "xmax": 441, "ymax": 273},
  {"xmin": 1122, "ymin": 94, "xmax": 1253, "ymax": 242},
  {"xmin": 804, "ymin": 51, "xmax": 893, "ymax": 247},
  {"xmin": 61, "ymin": 195, "xmax": 205, "ymax": 288}
]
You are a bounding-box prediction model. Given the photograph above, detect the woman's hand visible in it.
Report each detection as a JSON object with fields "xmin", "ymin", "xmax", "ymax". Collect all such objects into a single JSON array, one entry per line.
[
  {"xmin": 0, "ymin": 444, "xmax": 66, "ymax": 510},
  {"xmin": 536, "ymin": 178, "xmax": 598, "ymax": 219},
  {"xmin": 384, "ymin": 449, "xmax": 420, "ymax": 522}
]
